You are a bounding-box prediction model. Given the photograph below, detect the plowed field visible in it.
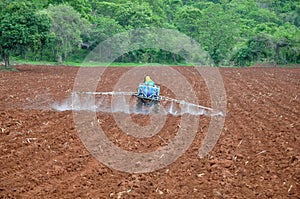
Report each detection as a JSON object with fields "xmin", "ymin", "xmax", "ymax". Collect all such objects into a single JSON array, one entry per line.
[{"xmin": 0, "ymin": 65, "xmax": 299, "ymax": 198}]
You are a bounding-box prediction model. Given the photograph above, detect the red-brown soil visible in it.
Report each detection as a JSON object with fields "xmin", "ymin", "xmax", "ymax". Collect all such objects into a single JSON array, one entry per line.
[{"xmin": 0, "ymin": 65, "xmax": 299, "ymax": 198}]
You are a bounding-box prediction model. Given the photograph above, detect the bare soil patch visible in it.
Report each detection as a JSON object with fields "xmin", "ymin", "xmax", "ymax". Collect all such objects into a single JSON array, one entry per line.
[{"xmin": 0, "ymin": 65, "xmax": 299, "ymax": 198}]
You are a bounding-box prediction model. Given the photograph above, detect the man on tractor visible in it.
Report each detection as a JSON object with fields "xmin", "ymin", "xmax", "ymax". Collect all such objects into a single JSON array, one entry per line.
[
  {"xmin": 144, "ymin": 75, "xmax": 155, "ymax": 86},
  {"xmin": 135, "ymin": 75, "xmax": 160, "ymax": 113}
]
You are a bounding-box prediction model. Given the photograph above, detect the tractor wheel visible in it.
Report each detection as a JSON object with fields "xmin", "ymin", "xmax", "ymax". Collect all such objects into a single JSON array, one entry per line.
[{"xmin": 141, "ymin": 98, "xmax": 155, "ymax": 107}]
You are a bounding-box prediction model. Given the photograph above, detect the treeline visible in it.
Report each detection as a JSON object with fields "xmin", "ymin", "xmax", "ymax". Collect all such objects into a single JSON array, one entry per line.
[{"xmin": 0, "ymin": 0, "xmax": 299, "ymax": 67}]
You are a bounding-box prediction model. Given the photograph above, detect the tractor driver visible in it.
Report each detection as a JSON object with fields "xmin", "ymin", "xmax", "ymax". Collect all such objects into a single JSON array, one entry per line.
[{"xmin": 144, "ymin": 75, "xmax": 155, "ymax": 86}]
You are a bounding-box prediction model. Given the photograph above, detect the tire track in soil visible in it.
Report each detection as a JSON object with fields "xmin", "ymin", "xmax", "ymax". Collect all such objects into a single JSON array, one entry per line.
[
  {"xmin": 220, "ymin": 68, "xmax": 300, "ymax": 198},
  {"xmin": 223, "ymin": 69, "xmax": 299, "ymax": 149},
  {"xmin": 224, "ymin": 69, "xmax": 299, "ymax": 126},
  {"xmin": 0, "ymin": 110, "xmax": 84, "ymax": 197}
]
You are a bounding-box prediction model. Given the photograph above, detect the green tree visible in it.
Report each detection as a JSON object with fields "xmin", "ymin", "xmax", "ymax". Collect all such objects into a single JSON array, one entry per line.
[
  {"xmin": 0, "ymin": 1, "xmax": 51, "ymax": 68},
  {"xmin": 272, "ymin": 23, "xmax": 299, "ymax": 65},
  {"xmin": 143, "ymin": 0, "xmax": 168, "ymax": 26},
  {"xmin": 45, "ymin": 4, "xmax": 90, "ymax": 63},
  {"xmin": 48, "ymin": 0, "xmax": 92, "ymax": 19},
  {"xmin": 1, "ymin": 0, "xmax": 299, "ymax": 66},
  {"xmin": 90, "ymin": 1, "xmax": 119, "ymax": 18},
  {"xmin": 164, "ymin": 0, "xmax": 183, "ymax": 23},
  {"xmin": 88, "ymin": 16, "xmax": 125, "ymax": 49},
  {"xmin": 175, "ymin": 6, "xmax": 202, "ymax": 39},
  {"xmin": 115, "ymin": 2, "xmax": 158, "ymax": 29},
  {"xmin": 197, "ymin": 3, "xmax": 239, "ymax": 65}
]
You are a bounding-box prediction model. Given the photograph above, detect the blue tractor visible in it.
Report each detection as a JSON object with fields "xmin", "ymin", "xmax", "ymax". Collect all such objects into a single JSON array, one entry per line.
[{"xmin": 134, "ymin": 83, "xmax": 161, "ymax": 112}]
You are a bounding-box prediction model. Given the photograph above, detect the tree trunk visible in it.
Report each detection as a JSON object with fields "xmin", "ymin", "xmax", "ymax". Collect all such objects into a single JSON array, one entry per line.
[
  {"xmin": 64, "ymin": 51, "xmax": 68, "ymax": 61},
  {"xmin": 173, "ymin": 54, "xmax": 177, "ymax": 63},
  {"xmin": 40, "ymin": 47, "xmax": 43, "ymax": 60},
  {"xmin": 52, "ymin": 46, "xmax": 56, "ymax": 61},
  {"xmin": 22, "ymin": 47, "xmax": 27, "ymax": 60},
  {"xmin": 2, "ymin": 51, "xmax": 10, "ymax": 68},
  {"xmin": 274, "ymin": 44, "xmax": 279, "ymax": 67},
  {"xmin": 58, "ymin": 53, "xmax": 62, "ymax": 63}
]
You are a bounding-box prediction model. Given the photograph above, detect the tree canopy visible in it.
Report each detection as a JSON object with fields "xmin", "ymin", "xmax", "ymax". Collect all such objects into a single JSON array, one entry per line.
[
  {"xmin": 1, "ymin": 0, "xmax": 299, "ymax": 67},
  {"xmin": 0, "ymin": 1, "xmax": 51, "ymax": 68}
]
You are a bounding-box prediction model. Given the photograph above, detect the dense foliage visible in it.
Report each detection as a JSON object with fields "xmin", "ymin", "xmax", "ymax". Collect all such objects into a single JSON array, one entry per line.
[{"xmin": 1, "ymin": 0, "xmax": 299, "ymax": 67}]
